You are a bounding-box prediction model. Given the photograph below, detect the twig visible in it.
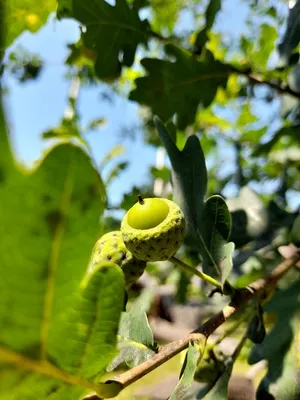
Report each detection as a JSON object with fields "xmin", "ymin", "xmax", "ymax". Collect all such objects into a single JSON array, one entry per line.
[
  {"xmin": 84, "ymin": 249, "xmax": 300, "ymax": 399},
  {"xmin": 230, "ymin": 67, "xmax": 300, "ymax": 99},
  {"xmin": 147, "ymin": 29, "xmax": 300, "ymax": 100}
]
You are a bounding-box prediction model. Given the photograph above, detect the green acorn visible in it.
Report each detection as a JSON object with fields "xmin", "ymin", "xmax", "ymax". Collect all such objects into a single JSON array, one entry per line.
[
  {"xmin": 88, "ymin": 231, "xmax": 146, "ymax": 287},
  {"xmin": 121, "ymin": 196, "xmax": 186, "ymax": 262}
]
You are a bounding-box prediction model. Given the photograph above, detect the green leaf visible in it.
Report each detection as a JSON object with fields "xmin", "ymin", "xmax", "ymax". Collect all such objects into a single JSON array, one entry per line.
[
  {"xmin": 154, "ymin": 117, "xmax": 207, "ymax": 244},
  {"xmin": 0, "ymin": 104, "xmax": 127, "ymax": 395},
  {"xmin": 201, "ymin": 195, "xmax": 234, "ymax": 285},
  {"xmin": 99, "ymin": 145, "xmax": 126, "ymax": 169},
  {"xmin": 169, "ymin": 337, "xmax": 206, "ymax": 400},
  {"xmin": 254, "ymin": 124, "xmax": 300, "ymax": 155},
  {"xmin": 246, "ymin": 303, "xmax": 266, "ymax": 344},
  {"xmin": 151, "ymin": 0, "xmax": 183, "ymax": 33},
  {"xmin": 150, "ymin": 166, "xmax": 171, "ymax": 182},
  {"xmin": 264, "ymin": 280, "xmax": 300, "ymax": 315},
  {"xmin": 195, "ymin": 0, "xmax": 221, "ymax": 52},
  {"xmin": 131, "ymin": 44, "xmax": 230, "ymax": 129},
  {"xmin": 202, "ymin": 363, "xmax": 233, "ymax": 399},
  {"xmin": 107, "ymin": 291, "xmax": 155, "ymax": 371},
  {"xmin": 278, "ymin": 0, "xmax": 300, "ymax": 65},
  {"xmin": 71, "ymin": 0, "xmax": 150, "ymax": 80},
  {"xmin": 3, "ymin": 0, "xmax": 56, "ymax": 48},
  {"xmin": 236, "ymin": 103, "xmax": 257, "ymax": 129},
  {"xmin": 252, "ymin": 24, "xmax": 277, "ymax": 70},
  {"xmin": 57, "ymin": 0, "xmax": 72, "ymax": 18},
  {"xmin": 227, "ymin": 187, "xmax": 268, "ymax": 246},
  {"xmin": 105, "ymin": 162, "xmax": 128, "ymax": 185},
  {"xmin": 41, "ymin": 118, "xmax": 81, "ymax": 141},
  {"xmin": 248, "ymin": 282, "xmax": 300, "ymax": 399},
  {"xmin": 290, "ymin": 214, "xmax": 300, "ymax": 245},
  {"xmin": 255, "ymin": 316, "xmax": 300, "ymax": 399}
]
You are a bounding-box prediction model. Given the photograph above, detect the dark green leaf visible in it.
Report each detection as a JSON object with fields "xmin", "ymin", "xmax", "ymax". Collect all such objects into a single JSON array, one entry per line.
[
  {"xmin": 278, "ymin": 0, "xmax": 300, "ymax": 65},
  {"xmin": 267, "ymin": 7, "xmax": 277, "ymax": 18},
  {"xmin": 150, "ymin": 166, "xmax": 171, "ymax": 182},
  {"xmin": 131, "ymin": 44, "xmax": 230, "ymax": 129},
  {"xmin": 202, "ymin": 363, "xmax": 233, "ymax": 399},
  {"xmin": 264, "ymin": 280, "xmax": 300, "ymax": 315},
  {"xmin": 253, "ymin": 125, "xmax": 300, "ymax": 156},
  {"xmin": 154, "ymin": 117, "xmax": 207, "ymax": 243},
  {"xmin": 290, "ymin": 214, "xmax": 300, "ymax": 245},
  {"xmin": 72, "ymin": 0, "xmax": 150, "ymax": 80},
  {"xmin": 255, "ymin": 316, "xmax": 300, "ymax": 399},
  {"xmin": 57, "ymin": 0, "xmax": 72, "ymax": 18},
  {"xmin": 248, "ymin": 281, "xmax": 300, "ymax": 397},
  {"xmin": 201, "ymin": 195, "xmax": 234, "ymax": 285},
  {"xmin": 248, "ymin": 317, "xmax": 293, "ymax": 366},
  {"xmin": 246, "ymin": 303, "xmax": 266, "ymax": 344},
  {"xmin": 195, "ymin": 0, "xmax": 221, "ymax": 52}
]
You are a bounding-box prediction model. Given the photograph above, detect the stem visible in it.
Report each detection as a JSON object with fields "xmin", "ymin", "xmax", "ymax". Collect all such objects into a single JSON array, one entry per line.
[
  {"xmin": 170, "ymin": 256, "xmax": 222, "ymax": 290},
  {"xmin": 83, "ymin": 249, "xmax": 300, "ymax": 399},
  {"xmin": 137, "ymin": 194, "xmax": 144, "ymax": 204},
  {"xmin": 231, "ymin": 334, "xmax": 248, "ymax": 363},
  {"xmin": 214, "ymin": 308, "xmax": 253, "ymax": 345}
]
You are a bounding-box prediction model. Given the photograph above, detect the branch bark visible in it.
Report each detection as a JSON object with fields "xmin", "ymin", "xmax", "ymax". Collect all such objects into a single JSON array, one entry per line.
[{"xmin": 84, "ymin": 248, "xmax": 300, "ymax": 399}]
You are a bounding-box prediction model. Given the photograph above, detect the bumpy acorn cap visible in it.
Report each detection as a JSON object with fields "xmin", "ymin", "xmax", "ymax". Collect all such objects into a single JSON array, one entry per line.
[
  {"xmin": 88, "ymin": 230, "xmax": 146, "ymax": 286},
  {"xmin": 121, "ymin": 197, "xmax": 186, "ymax": 262}
]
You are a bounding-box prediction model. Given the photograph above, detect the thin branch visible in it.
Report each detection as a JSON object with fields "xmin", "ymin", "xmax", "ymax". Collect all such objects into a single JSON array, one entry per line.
[
  {"xmin": 146, "ymin": 29, "xmax": 300, "ymax": 100},
  {"xmin": 234, "ymin": 68, "xmax": 300, "ymax": 99},
  {"xmin": 84, "ymin": 249, "xmax": 300, "ymax": 399}
]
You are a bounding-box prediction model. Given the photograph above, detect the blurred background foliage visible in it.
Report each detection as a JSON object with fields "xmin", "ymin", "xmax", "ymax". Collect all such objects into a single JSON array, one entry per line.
[{"xmin": 1, "ymin": 0, "xmax": 300, "ymax": 398}]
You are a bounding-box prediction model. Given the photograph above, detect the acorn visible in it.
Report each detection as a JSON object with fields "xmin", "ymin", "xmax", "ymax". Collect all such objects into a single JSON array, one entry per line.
[
  {"xmin": 121, "ymin": 196, "xmax": 186, "ymax": 262},
  {"xmin": 88, "ymin": 230, "xmax": 146, "ymax": 287}
]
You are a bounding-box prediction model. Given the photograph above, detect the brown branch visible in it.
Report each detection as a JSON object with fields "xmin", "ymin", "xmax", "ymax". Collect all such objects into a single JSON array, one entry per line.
[
  {"xmin": 84, "ymin": 249, "xmax": 300, "ymax": 399},
  {"xmin": 234, "ymin": 68, "xmax": 300, "ymax": 99},
  {"xmin": 146, "ymin": 29, "xmax": 300, "ymax": 100}
]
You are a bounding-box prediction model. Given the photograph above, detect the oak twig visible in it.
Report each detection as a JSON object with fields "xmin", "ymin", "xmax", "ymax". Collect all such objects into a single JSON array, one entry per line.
[
  {"xmin": 84, "ymin": 249, "xmax": 300, "ymax": 399},
  {"xmin": 147, "ymin": 29, "xmax": 300, "ymax": 100}
]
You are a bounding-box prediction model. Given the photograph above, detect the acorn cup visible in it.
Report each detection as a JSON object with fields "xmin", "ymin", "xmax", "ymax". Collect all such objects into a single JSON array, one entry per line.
[{"xmin": 121, "ymin": 196, "xmax": 186, "ymax": 262}]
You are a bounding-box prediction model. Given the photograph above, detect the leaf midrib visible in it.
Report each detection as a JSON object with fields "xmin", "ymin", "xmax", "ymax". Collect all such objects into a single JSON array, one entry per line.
[
  {"xmin": 0, "ymin": 345, "xmax": 98, "ymax": 391},
  {"xmin": 40, "ymin": 159, "xmax": 75, "ymax": 360}
]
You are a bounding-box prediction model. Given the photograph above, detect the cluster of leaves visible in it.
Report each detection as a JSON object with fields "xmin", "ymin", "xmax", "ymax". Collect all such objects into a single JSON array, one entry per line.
[{"xmin": 1, "ymin": 0, "xmax": 300, "ymax": 399}]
